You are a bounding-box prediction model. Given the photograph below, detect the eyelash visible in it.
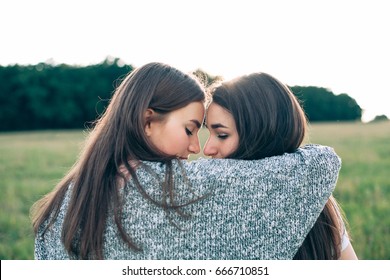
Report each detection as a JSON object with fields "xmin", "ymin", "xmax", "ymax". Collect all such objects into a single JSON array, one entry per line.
[
  {"xmin": 185, "ymin": 128, "xmax": 193, "ymax": 136},
  {"xmin": 217, "ymin": 134, "xmax": 228, "ymax": 139}
]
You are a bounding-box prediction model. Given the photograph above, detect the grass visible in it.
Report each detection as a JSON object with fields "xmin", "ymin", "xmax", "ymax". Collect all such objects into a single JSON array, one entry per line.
[
  {"xmin": 0, "ymin": 130, "xmax": 86, "ymax": 259},
  {"xmin": 306, "ymin": 121, "xmax": 390, "ymax": 259},
  {"xmin": 0, "ymin": 121, "xmax": 389, "ymax": 259}
]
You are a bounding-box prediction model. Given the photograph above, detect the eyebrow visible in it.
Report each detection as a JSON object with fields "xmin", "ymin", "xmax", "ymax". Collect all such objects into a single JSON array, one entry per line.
[
  {"xmin": 190, "ymin": 119, "xmax": 202, "ymax": 129},
  {"xmin": 209, "ymin": 123, "xmax": 228, "ymax": 129}
]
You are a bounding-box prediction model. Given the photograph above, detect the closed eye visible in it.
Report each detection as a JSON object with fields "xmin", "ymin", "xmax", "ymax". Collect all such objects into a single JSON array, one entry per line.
[
  {"xmin": 185, "ymin": 128, "xmax": 193, "ymax": 136},
  {"xmin": 217, "ymin": 134, "xmax": 228, "ymax": 139}
]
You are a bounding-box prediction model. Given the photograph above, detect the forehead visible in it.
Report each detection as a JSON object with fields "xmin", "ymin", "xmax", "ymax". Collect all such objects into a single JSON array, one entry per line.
[
  {"xmin": 206, "ymin": 103, "xmax": 235, "ymax": 126},
  {"xmin": 168, "ymin": 101, "xmax": 204, "ymax": 123}
]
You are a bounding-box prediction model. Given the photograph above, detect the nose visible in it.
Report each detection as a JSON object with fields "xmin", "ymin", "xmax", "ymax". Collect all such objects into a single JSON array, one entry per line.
[
  {"xmin": 188, "ymin": 136, "xmax": 201, "ymax": 155},
  {"xmin": 203, "ymin": 137, "xmax": 217, "ymax": 157}
]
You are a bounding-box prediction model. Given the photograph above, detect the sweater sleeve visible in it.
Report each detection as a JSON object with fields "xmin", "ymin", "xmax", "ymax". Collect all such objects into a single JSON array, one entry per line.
[
  {"xmin": 182, "ymin": 144, "xmax": 340, "ymax": 197},
  {"xmin": 139, "ymin": 144, "xmax": 341, "ymax": 225},
  {"xmin": 177, "ymin": 144, "xmax": 341, "ymax": 258},
  {"xmin": 124, "ymin": 144, "xmax": 341, "ymax": 259}
]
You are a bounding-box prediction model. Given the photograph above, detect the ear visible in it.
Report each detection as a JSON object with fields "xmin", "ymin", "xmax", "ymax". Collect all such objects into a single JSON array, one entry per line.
[{"xmin": 144, "ymin": 108, "xmax": 155, "ymax": 137}]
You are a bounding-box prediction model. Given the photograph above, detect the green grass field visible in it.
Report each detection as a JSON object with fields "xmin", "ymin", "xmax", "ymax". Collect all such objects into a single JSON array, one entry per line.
[{"xmin": 1, "ymin": 121, "xmax": 389, "ymax": 259}]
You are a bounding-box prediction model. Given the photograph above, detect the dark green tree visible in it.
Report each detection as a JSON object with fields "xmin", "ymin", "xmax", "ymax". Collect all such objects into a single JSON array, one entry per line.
[
  {"xmin": 290, "ymin": 86, "xmax": 362, "ymax": 122},
  {"xmin": 0, "ymin": 58, "xmax": 132, "ymax": 131},
  {"xmin": 0, "ymin": 61, "xmax": 364, "ymax": 131}
]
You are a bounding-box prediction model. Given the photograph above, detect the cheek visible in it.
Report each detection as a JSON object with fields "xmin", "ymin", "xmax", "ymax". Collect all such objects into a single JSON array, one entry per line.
[
  {"xmin": 176, "ymin": 132, "xmax": 190, "ymax": 147},
  {"xmin": 151, "ymin": 124, "xmax": 177, "ymax": 155},
  {"xmin": 162, "ymin": 130, "xmax": 188, "ymax": 153},
  {"xmin": 224, "ymin": 137, "xmax": 239, "ymax": 156}
]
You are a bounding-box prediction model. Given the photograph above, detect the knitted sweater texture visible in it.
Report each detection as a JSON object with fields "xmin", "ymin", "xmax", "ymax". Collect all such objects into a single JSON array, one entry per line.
[{"xmin": 35, "ymin": 144, "xmax": 341, "ymax": 259}]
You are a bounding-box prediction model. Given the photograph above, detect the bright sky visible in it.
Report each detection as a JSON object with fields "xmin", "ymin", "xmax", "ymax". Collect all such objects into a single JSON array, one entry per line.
[{"xmin": 1, "ymin": 0, "xmax": 389, "ymax": 122}]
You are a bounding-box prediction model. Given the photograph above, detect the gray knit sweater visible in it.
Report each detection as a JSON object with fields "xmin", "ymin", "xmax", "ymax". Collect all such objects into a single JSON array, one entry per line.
[{"xmin": 35, "ymin": 144, "xmax": 341, "ymax": 259}]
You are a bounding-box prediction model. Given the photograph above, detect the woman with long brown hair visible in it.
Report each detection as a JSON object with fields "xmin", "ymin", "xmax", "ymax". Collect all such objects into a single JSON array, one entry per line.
[{"xmin": 204, "ymin": 72, "xmax": 358, "ymax": 259}]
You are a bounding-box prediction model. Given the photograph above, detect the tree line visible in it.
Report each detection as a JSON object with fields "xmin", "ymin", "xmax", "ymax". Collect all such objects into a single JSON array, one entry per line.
[{"xmin": 0, "ymin": 59, "xmax": 363, "ymax": 131}]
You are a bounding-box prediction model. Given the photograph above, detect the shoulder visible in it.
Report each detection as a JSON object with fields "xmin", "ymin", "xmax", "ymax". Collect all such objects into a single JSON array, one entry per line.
[{"xmin": 299, "ymin": 144, "xmax": 341, "ymax": 166}]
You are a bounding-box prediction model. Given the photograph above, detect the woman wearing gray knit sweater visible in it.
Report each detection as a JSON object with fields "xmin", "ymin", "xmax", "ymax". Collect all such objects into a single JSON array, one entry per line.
[
  {"xmin": 31, "ymin": 62, "xmax": 341, "ymax": 259},
  {"xmin": 204, "ymin": 72, "xmax": 357, "ymax": 260}
]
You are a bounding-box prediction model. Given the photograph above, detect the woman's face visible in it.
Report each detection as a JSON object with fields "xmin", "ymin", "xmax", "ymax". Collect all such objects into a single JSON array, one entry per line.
[
  {"xmin": 145, "ymin": 101, "xmax": 205, "ymax": 159},
  {"xmin": 203, "ymin": 102, "xmax": 239, "ymax": 158}
]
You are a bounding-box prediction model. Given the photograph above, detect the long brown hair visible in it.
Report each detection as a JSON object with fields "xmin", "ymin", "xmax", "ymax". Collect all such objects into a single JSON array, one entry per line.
[
  {"xmin": 293, "ymin": 196, "xmax": 344, "ymax": 259},
  {"xmin": 31, "ymin": 62, "xmax": 205, "ymax": 259},
  {"xmin": 209, "ymin": 72, "xmax": 344, "ymax": 259}
]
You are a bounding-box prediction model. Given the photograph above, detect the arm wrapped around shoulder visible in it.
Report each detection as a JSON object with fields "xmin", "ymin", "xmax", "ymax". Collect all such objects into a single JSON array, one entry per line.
[
  {"xmin": 184, "ymin": 143, "xmax": 341, "ymax": 198},
  {"xmin": 297, "ymin": 143, "xmax": 341, "ymax": 198},
  {"xmin": 135, "ymin": 144, "xmax": 341, "ymax": 259},
  {"xmin": 179, "ymin": 144, "xmax": 342, "ymax": 259}
]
